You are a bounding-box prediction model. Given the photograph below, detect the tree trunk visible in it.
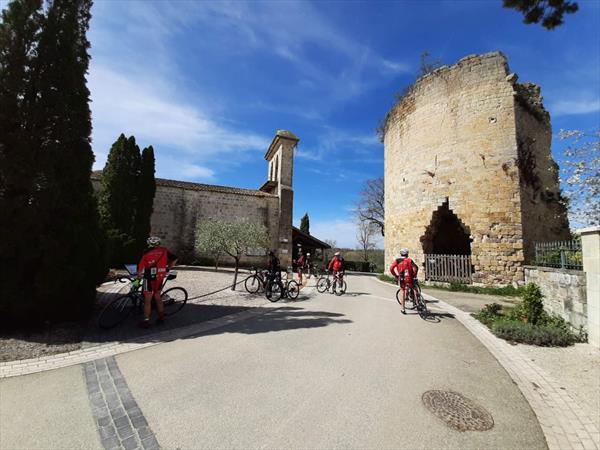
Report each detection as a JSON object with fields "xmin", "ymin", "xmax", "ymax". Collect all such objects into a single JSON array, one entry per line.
[{"xmin": 232, "ymin": 257, "xmax": 239, "ymax": 290}]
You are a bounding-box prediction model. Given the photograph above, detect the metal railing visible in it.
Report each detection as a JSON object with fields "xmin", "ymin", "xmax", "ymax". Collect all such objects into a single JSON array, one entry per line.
[
  {"xmin": 424, "ymin": 254, "xmax": 473, "ymax": 284},
  {"xmin": 534, "ymin": 239, "xmax": 583, "ymax": 270}
]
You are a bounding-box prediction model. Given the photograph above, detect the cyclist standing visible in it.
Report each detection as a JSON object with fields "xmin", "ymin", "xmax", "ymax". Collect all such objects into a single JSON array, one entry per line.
[
  {"xmin": 137, "ymin": 236, "xmax": 178, "ymax": 328},
  {"xmin": 266, "ymin": 250, "xmax": 281, "ymax": 284},
  {"xmin": 328, "ymin": 251, "xmax": 345, "ymax": 290},
  {"xmin": 297, "ymin": 251, "xmax": 306, "ymax": 285},
  {"xmin": 390, "ymin": 249, "xmax": 418, "ymax": 314}
]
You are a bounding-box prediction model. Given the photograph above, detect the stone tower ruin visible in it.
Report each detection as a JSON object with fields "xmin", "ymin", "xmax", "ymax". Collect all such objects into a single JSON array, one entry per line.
[{"xmin": 383, "ymin": 52, "xmax": 569, "ymax": 285}]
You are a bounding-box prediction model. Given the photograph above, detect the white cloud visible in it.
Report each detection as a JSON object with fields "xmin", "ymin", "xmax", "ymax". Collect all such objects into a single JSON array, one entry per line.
[{"xmin": 550, "ymin": 98, "xmax": 600, "ymax": 116}]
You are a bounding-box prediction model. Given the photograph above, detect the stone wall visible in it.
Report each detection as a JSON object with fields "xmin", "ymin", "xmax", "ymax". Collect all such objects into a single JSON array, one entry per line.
[
  {"xmin": 383, "ymin": 52, "xmax": 569, "ymax": 286},
  {"xmin": 524, "ymin": 266, "xmax": 587, "ymax": 329},
  {"xmin": 514, "ymin": 84, "xmax": 570, "ymax": 262},
  {"xmin": 91, "ymin": 178, "xmax": 279, "ymax": 266}
]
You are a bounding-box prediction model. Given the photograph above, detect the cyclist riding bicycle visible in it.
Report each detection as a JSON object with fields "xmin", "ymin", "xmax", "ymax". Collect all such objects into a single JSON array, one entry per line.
[
  {"xmin": 328, "ymin": 251, "xmax": 345, "ymax": 285},
  {"xmin": 390, "ymin": 248, "xmax": 418, "ymax": 315},
  {"xmin": 137, "ymin": 236, "xmax": 178, "ymax": 328}
]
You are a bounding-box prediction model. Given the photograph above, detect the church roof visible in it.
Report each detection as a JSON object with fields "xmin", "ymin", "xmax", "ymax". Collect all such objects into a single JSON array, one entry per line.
[{"xmin": 91, "ymin": 171, "xmax": 276, "ymax": 198}]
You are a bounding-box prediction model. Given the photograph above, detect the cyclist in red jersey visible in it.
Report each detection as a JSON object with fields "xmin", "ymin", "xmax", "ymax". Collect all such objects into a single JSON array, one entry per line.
[
  {"xmin": 137, "ymin": 236, "xmax": 178, "ymax": 328},
  {"xmin": 328, "ymin": 252, "xmax": 345, "ymax": 287},
  {"xmin": 390, "ymin": 249, "xmax": 418, "ymax": 314}
]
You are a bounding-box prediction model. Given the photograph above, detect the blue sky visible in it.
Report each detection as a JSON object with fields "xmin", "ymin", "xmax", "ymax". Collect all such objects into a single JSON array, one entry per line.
[{"xmin": 82, "ymin": 0, "xmax": 599, "ymax": 247}]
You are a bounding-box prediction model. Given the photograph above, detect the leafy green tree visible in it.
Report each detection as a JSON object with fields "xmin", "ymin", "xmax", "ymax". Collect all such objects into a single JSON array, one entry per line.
[
  {"xmin": 0, "ymin": 0, "xmax": 44, "ymax": 326},
  {"xmin": 196, "ymin": 219, "xmax": 269, "ymax": 290},
  {"xmin": 503, "ymin": 0, "xmax": 578, "ymax": 30},
  {"xmin": 134, "ymin": 145, "xmax": 156, "ymax": 255},
  {"xmin": 300, "ymin": 213, "xmax": 310, "ymax": 234},
  {"xmin": 31, "ymin": 0, "xmax": 105, "ymax": 323},
  {"xmin": 195, "ymin": 219, "xmax": 227, "ymax": 271},
  {"xmin": 98, "ymin": 134, "xmax": 142, "ymax": 265}
]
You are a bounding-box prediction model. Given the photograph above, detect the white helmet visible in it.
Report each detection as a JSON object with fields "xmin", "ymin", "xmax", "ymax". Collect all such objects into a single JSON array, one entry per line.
[
  {"xmin": 147, "ymin": 236, "xmax": 161, "ymax": 247},
  {"xmin": 400, "ymin": 248, "xmax": 409, "ymax": 257},
  {"xmin": 307, "ymin": 253, "xmax": 311, "ymax": 256},
  {"xmin": 334, "ymin": 251, "xmax": 340, "ymax": 256}
]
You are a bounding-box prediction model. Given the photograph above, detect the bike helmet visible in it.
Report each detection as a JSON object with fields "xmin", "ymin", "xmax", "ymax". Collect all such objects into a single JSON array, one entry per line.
[
  {"xmin": 334, "ymin": 252, "xmax": 341, "ymax": 256},
  {"xmin": 307, "ymin": 253, "xmax": 311, "ymax": 256},
  {"xmin": 147, "ymin": 236, "xmax": 161, "ymax": 247},
  {"xmin": 400, "ymin": 248, "xmax": 409, "ymax": 257}
]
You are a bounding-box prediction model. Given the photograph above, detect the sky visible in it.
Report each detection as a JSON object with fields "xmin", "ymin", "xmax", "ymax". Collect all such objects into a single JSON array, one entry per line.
[{"xmin": 49, "ymin": 1, "xmax": 600, "ymax": 247}]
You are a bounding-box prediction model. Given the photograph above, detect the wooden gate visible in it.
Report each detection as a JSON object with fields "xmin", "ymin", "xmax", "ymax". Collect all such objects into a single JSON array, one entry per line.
[{"xmin": 423, "ymin": 254, "xmax": 472, "ymax": 284}]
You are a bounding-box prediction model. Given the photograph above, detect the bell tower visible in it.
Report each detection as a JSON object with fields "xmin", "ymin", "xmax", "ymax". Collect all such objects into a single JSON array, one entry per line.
[{"xmin": 262, "ymin": 130, "xmax": 298, "ymax": 267}]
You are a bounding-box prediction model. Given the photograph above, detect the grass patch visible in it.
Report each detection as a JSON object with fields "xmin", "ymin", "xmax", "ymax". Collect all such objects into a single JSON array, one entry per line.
[
  {"xmin": 378, "ymin": 275, "xmax": 522, "ymax": 297},
  {"xmin": 425, "ymin": 282, "xmax": 525, "ymax": 297},
  {"xmin": 378, "ymin": 274, "xmax": 397, "ymax": 284}
]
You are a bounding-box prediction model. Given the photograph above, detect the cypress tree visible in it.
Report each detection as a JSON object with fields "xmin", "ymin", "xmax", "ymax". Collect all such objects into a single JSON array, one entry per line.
[
  {"xmin": 30, "ymin": 0, "xmax": 105, "ymax": 323},
  {"xmin": 134, "ymin": 145, "xmax": 156, "ymax": 255},
  {"xmin": 300, "ymin": 213, "xmax": 310, "ymax": 235},
  {"xmin": 98, "ymin": 134, "xmax": 142, "ymax": 265},
  {"xmin": 0, "ymin": 0, "xmax": 44, "ymax": 325}
]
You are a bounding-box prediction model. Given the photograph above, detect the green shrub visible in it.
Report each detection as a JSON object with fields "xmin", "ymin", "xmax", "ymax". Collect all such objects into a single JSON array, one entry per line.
[
  {"xmin": 520, "ymin": 283, "xmax": 545, "ymax": 324},
  {"xmin": 473, "ymin": 303, "xmax": 503, "ymax": 326},
  {"xmin": 491, "ymin": 320, "xmax": 577, "ymax": 347}
]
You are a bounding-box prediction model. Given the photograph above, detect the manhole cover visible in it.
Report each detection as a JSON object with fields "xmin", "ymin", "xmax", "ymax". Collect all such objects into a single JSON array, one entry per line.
[{"xmin": 422, "ymin": 390, "xmax": 494, "ymax": 432}]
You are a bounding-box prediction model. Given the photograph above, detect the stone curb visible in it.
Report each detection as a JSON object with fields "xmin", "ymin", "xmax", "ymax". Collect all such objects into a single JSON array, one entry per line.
[
  {"xmin": 0, "ymin": 285, "xmax": 317, "ymax": 379},
  {"xmin": 372, "ymin": 276, "xmax": 599, "ymax": 450}
]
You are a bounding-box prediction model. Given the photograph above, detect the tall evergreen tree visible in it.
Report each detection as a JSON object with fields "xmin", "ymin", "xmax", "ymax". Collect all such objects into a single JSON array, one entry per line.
[
  {"xmin": 0, "ymin": 0, "xmax": 44, "ymax": 325},
  {"xmin": 300, "ymin": 213, "xmax": 310, "ymax": 235},
  {"xmin": 98, "ymin": 134, "xmax": 142, "ymax": 265},
  {"xmin": 30, "ymin": 0, "xmax": 105, "ymax": 323},
  {"xmin": 134, "ymin": 145, "xmax": 156, "ymax": 255}
]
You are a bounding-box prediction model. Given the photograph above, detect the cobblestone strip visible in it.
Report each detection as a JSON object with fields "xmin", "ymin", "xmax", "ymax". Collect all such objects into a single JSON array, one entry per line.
[
  {"xmin": 422, "ymin": 293, "xmax": 600, "ymax": 450},
  {"xmin": 85, "ymin": 356, "xmax": 159, "ymax": 450}
]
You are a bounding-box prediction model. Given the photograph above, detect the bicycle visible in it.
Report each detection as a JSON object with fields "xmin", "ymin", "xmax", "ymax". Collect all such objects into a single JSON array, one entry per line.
[
  {"xmin": 244, "ymin": 267, "xmax": 269, "ymax": 294},
  {"xmin": 316, "ymin": 271, "xmax": 331, "ymax": 293},
  {"xmin": 265, "ymin": 270, "xmax": 300, "ymax": 302},
  {"xmin": 396, "ymin": 278, "xmax": 428, "ymax": 319},
  {"xmin": 98, "ymin": 271, "xmax": 188, "ymax": 329},
  {"xmin": 331, "ymin": 271, "xmax": 347, "ymax": 296}
]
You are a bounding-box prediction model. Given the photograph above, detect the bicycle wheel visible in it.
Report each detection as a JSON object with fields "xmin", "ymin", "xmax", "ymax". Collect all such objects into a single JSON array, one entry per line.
[
  {"xmin": 244, "ymin": 275, "xmax": 262, "ymax": 294},
  {"xmin": 161, "ymin": 287, "xmax": 188, "ymax": 316},
  {"xmin": 287, "ymin": 280, "xmax": 300, "ymax": 300},
  {"xmin": 265, "ymin": 280, "xmax": 283, "ymax": 302},
  {"xmin": 99, "ymin": 295, "xmax": 135, "ymax": 329},
  {"xmin": 316, "ymin": 277, "xmax": 329, "ymax": 293},
  {"xmin": 395, "ymin": 289, "xmax": 402, "ymax": 306},
  {"xmin": 334, "ymin": 280, "xmax": 347, "ymax": 296}
]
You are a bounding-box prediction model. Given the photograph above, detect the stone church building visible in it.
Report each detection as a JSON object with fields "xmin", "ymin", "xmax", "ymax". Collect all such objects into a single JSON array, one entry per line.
[
  {"xmin": 92, "ymin": 130, "xmax": 299, "ymax": 267},
  {"xmin": 382, "ymin": 52, "xmax": 570, "ymax": 286}
]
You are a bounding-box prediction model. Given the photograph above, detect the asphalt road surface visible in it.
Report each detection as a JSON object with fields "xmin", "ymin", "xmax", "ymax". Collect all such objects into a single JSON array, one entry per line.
[{"xmin": 1, "ymin": 274, "xmax": 546, "ymax": 449}]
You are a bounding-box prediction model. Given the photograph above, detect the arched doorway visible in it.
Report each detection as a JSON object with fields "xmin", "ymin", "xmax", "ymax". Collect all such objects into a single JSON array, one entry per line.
[
  {"xmin": 420, "ymin": 200, "xmax": 472, "ymax": 255},
  {"xmin": 420, "ymin": 200, "xmax": 473, "ymax": 283}
]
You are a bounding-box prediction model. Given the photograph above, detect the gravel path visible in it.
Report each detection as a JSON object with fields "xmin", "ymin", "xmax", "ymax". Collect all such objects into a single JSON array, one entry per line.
[{"xmin": 0, "ymin": 268, "xmax": 289, "ymax": 362}]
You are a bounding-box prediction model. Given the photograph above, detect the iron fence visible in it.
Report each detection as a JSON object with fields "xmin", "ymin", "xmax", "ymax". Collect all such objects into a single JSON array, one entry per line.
[
  {"xmin": 534, "ymin": 239, "xmax": 583, "ymax": 270},
  {"xmin": 423, "ymin": 254, "xmax": 473, "ymax": 284}
]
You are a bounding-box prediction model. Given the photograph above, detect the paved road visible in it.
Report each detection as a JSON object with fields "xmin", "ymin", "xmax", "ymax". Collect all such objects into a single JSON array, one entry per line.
[{"xmin": 1, "ymin": 274, "xmax": 546, "ymax": 449}]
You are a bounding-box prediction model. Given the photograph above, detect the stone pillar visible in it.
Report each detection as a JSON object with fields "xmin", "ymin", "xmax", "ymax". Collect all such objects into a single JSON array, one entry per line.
[{"xmin": 578, "ymin": 226, "xmax": 600, "ymax": 348}]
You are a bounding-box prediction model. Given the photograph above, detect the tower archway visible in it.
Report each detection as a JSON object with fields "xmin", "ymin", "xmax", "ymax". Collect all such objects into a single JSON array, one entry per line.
[{"xmin": 420, "ymin": 200, "xmax": 472, "ymax": 255}]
